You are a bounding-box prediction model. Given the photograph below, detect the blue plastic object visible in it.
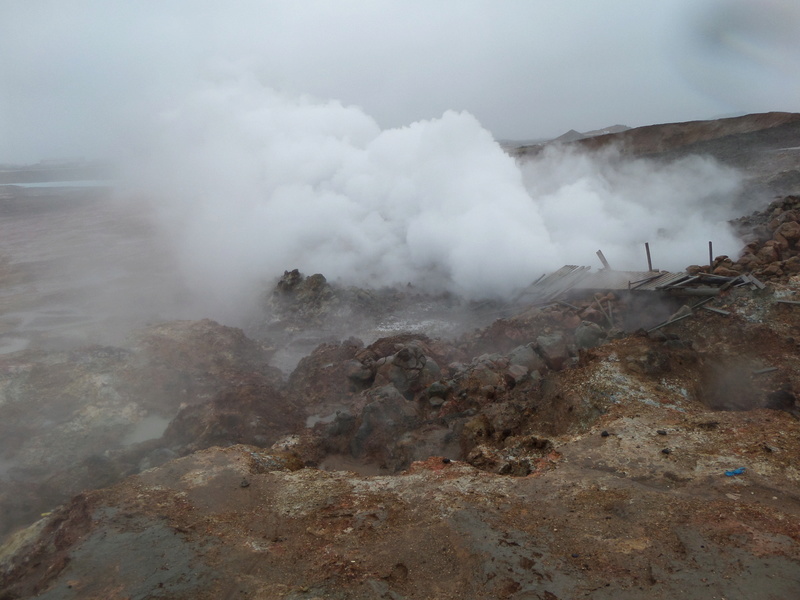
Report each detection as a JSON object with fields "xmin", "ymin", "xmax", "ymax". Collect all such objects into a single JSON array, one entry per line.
[{"xmin": 724, "ymin": 467, "xmax": 746, "ymax": 476}]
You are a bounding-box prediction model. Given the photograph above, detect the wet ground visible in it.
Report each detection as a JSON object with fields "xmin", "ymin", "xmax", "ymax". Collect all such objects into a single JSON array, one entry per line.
[{"xmin": 0, "ymin": 191, "xmax": 186, "ymax": 352}]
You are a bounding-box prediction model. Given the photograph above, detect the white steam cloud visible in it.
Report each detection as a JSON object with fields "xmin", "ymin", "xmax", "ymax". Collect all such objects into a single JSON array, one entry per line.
[
  {"xmin": 125, "ymin": 76, "xmax": 743, "ymax": 311},
  {"xmin": 521, "ymin": 145, "xmax": 743, "ymax": 272}
]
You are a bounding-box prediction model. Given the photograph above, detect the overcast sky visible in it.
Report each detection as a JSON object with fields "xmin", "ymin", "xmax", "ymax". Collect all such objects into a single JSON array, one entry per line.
[{"xmin": 1, "ymin": 0, "xmax": 798, "ymax": 164}]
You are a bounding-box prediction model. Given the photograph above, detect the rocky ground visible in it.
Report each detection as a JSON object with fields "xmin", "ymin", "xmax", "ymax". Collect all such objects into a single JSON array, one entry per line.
[{"xmin": 2, "ymin": 114, "xmax": 800, "ymax": 598}]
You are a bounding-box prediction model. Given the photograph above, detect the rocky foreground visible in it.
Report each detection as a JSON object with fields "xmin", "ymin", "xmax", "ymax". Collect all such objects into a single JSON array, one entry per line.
[
  {"xmin": 2, "ymin": 209, "xmax": 800, "ymax": 597},
  {"xmin": 2, "ymin": 114, "xmax": 800, "ymax": 598}
]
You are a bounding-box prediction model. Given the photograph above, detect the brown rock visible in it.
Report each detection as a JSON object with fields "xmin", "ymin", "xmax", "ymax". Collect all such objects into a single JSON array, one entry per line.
[
  {"xmin": 350, "ymin": 385, "xmax": 419, "ymax": 464},
  {"xmin": 776, "ymin": 221, "xmax": 800, "ymax": 243},
  {"xmin": 783, "ymin": 256, "xmax": 800, "ymax": 274},
  {"xmin": 506, "ymin": 364, "xmax": 529, "ymax": 385},
  {"xmin": 373, "ymin": 344, "xmax": 440, "ymax": 398},
  {"xmin": 562, "ymin": 312, "xmax": 581, "ymax": 329},
  {"xmin": 759, "ymin": 263, "xmax": 783, "ymax": 278},
  {"xmin": 735, "ymin": 253, "xmax": 759, "ymax": 270},
  {"xmin": 713, "ymin": 256, "xmax": 733, "ymax": 270},
  {"xmin": 773, "ymin": 232, "xmax": 791, "ymax": 250},
  {"xmin": 460, "ymin": 414, "xmax": 493, "ymax": 456},
  {"xmin": 713, "ymin": 266, "xmax": 741, "ymax": 277},
  {"xmin": 757, "ymin": 244, "xmax": 781, "ymax": 264},
  {"xmin": 536, "ymin": 332, "xmax": 569, "ymax": 370},
  {"xmin": 579, "ymin": 307, "xmax": 604, "ymax": 324},
  {"xmin": 162, "ymin": 372, "xmax": 300, "ymax": 453},
  {"xmin": 287, "ymin": 340, "xmax": 362, "ymax": 409},
  {"xmin": 783, "ymin": 210, "xmax": 800, "ymax": 223}
]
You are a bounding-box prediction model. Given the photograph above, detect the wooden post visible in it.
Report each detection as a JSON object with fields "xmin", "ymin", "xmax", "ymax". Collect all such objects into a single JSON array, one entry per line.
[
  {"xmin": 596, "ymin": 250, "xmax": 611, "ymax": 270},
  {"xmin": 645, "ymin": 243, "xmax": 653, "ymax": 271}
]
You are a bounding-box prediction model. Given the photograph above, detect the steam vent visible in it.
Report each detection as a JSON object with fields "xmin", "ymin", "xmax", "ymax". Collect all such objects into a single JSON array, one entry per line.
[{"xmin": 3, "ymin": 112, "xmax": 800, "ymax": 599}]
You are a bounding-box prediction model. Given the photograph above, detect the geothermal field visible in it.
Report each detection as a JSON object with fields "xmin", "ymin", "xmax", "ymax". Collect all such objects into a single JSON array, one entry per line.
[{"xmin": 2, "ymin": 112, "xmax": 800, "ymax": 599}]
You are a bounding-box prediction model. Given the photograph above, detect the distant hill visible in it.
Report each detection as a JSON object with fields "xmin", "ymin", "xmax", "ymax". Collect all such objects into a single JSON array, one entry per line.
[
  {"xmin": 502, "ymin": 124, "xmax": 631, "ymax": 148},
  {"xmin": 509, "ymin": 112, "xmax": 800, "ymax": 198},
  {"xmin": 581, "ymin": 124, "xmax": 630, "ymax": 137},
  {"xmin": 551, "ymin": 129, "xmax": 586, "ymax": 143}
]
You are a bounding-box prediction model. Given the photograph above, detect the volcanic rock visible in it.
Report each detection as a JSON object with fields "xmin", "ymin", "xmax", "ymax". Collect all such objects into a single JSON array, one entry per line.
[
  {"xmin": 574, "ymin": 320, "xmax": 606, "ymax": 349},
  {"xmin": 350, "ymin": 385, "xmax": 419, "ymax": 468},
  {"xmin": 536, "ymin": 331, "xmax": 569, "ymax": 370}
]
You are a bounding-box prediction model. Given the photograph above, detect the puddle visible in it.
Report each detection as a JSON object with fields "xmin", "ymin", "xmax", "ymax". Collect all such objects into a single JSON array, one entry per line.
[
  {"xmin": 306, "ymin": 411, "xmax": 340, "ymax": 428},
  {"xmin": 122, "ymin": 414, "xmax": 172, "ymax": 445},
  {"xmin": 319, "ymin": 454, "xmax": 392, "ymax": 476}
]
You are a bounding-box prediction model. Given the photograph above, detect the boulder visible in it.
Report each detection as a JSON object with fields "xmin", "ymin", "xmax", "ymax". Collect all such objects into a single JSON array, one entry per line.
[
  {"xmin": 775, "ymin": 221, "xmax": 800, "ymax": 243},
  {"xmin": 713, "ymin": 266, "xmax": 742, "ymax": 277},
  {"xmin": 505, "ymin": 364, "xmax": 529, "ymax": 386},
  {"xmin": 460, "ymin": 414, "xmax": 493, "ymax": 456},
  {"xmin": 350, "ymin": 386, "xmax": 419, "ymax": 462},
  {"xmin": 759, "ymin": 263, "xmax": 783, "ymax": 278},
  {"xmin": 507, "ymin": 344, "xmax": 545, "ymax": 373},
  {"xmin": 574, "ymin": 321, "xmax": 606, "ymax": 349},
  {"xmin": 426, "ymin": 381, "xmax": 450, "ymax": 400},
  {"xmin": 161, "ymin": 373, "xmax": 300, "ymax": 453},
  {"xmin": 757, "ymin": 244, "xmax": 781, "ymax": 264},
  {"xmin": 374, "ymin": 344, "xmax": 440, "ymax": 398},
  {"xmin": 536, "ymin": 331, "xmax": 569, "ymax": 371},
  {"xmin": 287, "ymin": 340, "xmax": 362, "ymax": 408},
  {"xmin": 783, "ymin": 256, "xmax": 800, "ymax": 274}
]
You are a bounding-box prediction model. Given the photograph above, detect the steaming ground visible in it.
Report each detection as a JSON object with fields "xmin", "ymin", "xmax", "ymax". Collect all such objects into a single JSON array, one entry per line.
[
  {"xmin": 0, "ymin": 83, "xmax": 750, "ymax": 358},
  {"xmin": 0, "ymin": 191, "xmax": 509, "ymax": 371},
  {"xmin": 0, "ymin": 194, "xmax": 185, "ymax": 351},
  {"xmin": 125, "ymin": 77, "xmax": 745, "ymax": 320}
]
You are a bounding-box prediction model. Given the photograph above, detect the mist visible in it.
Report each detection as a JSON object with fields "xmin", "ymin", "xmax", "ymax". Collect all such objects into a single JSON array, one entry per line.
[{"xmin": 122, "ymin": 76, "xmax": 744, "ymax": 318}]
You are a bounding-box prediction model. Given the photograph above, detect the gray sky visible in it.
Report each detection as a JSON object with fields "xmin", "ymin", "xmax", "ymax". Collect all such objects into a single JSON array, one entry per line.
[{"xmin": 1, "ymin": 0, "xmax": 798, "ymax": 164}]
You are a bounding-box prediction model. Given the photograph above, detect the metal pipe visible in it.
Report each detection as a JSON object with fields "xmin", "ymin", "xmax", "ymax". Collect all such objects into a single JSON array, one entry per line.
[{"xmin": 645, "ymin": 242, "xmax": 653, "ymax": 271}]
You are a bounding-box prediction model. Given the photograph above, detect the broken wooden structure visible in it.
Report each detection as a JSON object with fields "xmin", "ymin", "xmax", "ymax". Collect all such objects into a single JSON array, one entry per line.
[{"xmin": 518, "ymin": 266, "xmax": 765, "ymax": 306}]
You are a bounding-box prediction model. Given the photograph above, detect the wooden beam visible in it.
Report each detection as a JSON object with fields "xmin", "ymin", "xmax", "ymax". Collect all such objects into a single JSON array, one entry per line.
[{"xmin": 596, "ymin": 250, "xmax": 610, "ymax": 270}]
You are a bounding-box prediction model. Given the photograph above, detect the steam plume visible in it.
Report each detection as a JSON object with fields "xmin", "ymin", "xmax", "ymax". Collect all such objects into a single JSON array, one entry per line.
[{"xmin": 124, "ymin": 76, "xmax": 743, "ymax": 313}]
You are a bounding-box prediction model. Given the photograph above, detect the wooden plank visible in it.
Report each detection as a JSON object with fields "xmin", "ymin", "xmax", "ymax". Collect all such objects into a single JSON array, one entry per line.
[
  {"xmin": 647, "ymin": 312, "xmax": 694, "ymax": 332},
  {"xmin": 667, "ymin": 288, "xmax": 720, "ymax": 297},
  {"xmin": 596, "ymin": 250, "xmax": 611, "ymax": 270},
  {"xmin": 747, "ymin": 274, "xmax": 766, "ymax": 289},
  {"xmin": 593, "ymin": 294, "xmax": 613, "ymax": 328},
  {"xmin": 691, "ymin": 296, "xmax": 717, "ymax": 309}
]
